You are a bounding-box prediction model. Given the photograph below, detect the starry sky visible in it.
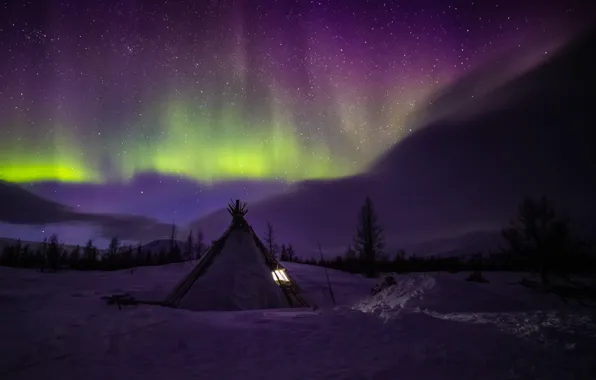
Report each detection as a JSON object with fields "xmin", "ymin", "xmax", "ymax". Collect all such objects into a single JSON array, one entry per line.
[{"xmin": 0, "ymin": 0, "xmax": 594, "ymax": 246}]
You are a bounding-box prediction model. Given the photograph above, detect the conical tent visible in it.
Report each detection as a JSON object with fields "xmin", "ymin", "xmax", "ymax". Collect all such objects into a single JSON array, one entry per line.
[{"xmin": 164, "ymin": 200, "xmax": 312, "ymax": 311}]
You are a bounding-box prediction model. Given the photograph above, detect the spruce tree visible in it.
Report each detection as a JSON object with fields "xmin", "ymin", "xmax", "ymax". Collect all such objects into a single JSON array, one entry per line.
[
  {"xmin": 108, "ymin": 237, "xmax": 119, "ymax": 256},
  {"xmin": 353, "ymin": 196, "xmax": 384, "ymax": 278},
  {"xmin": 69, "ymin": 245, "xmax": 81, "ymax": 269},
  {"xmin": 83, "ymin": 239, "xmax": 97, "ymax": 269}
]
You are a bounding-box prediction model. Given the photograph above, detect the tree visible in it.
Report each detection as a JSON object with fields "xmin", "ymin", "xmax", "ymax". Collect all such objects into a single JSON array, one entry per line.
[
  {"xmin": 46, "ymin": 234, "xmax": 61, "ymax": 272},
  {"xmin": 280, "ymin": 244, "xmax": 288, "ymax": 261},
  {"xmin": 39, "ymin": 237, "xmax": 48, "ymax": 272},
  {"xmin": 135, "ymin": 244, "xmax": 144, "ymax": 265},
  {"xmin": 69, "ymin": 245, "xmax": 81, "ymax": 268},
  {"xmin": 392, "ymin": 249, "xmax": 406, "ymax": 272},
  {"xmin": 264, "ymin": 222, "xmax": 278, "ymax": 259},
  {"xmin": 168, "ymin": 223, "xmax": 181, "ymax": 263},
  {"xmin": 83, "ymin": 239, "xmax": 97, "ymax": 268},
  {"xmin": 0, "ymin": 239, "xmax": 22, "ymax": 267},
  {"xmin": 108, "ymin": 237, "xmax": 120, "ymax": 256},
  {"xmin": 60, "ymin": 247, "xmax": 69, "ymax": 268},
  {"xmin": 14, "ymin": 239, "xmax": 22, "ymax": 266},
  {"xmin": 158, "ymin": 248, "xmax": 167, "ymax": 265},
  {"xmin": 185, "ymin": 230, "xmax": 193, "ymax": 261},
  {"xmin": 21, "ymin": 244, "xmax": 30, "ymax": 267},
  {"xmin": 195, "ymin": 229, "xmax": 206, "ymax": 260},
  {"xmin": 122, "ymin": 245, "xmax": 133, "ymax": 267},
  {"xmin": 106, "ymin": 237, "xmax": 120, "ymax": 269},
  {"xmin": 344, "ymin": 246, "xmax": 357, "ymax": 260},
  {"xmin": 169, "ymin": 223, "xmax": 177, "ymax": 252},
  {"xmin": 286, "ymin": 244, "xmax": 296, "ymax": 262},
  {"xmin": 1, "ymin": 245, "xmax": 15, "ymax": 266},
  {"xmin": 145, "ymin": 248, "xmax": 152, "ymax": 266},
  {"xmin": 353, "ymin": 196, "xmax": 385, "ymax": 278},
  {"xmin": 502, "ymin": 196, "xmax": 572, "ymax": 285}
]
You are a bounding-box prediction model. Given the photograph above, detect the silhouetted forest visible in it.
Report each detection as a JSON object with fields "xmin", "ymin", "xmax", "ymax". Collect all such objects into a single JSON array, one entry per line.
[
  {"xmin": 1, "ymin": 197, "xmax": 595, "ymax": 284},
  {"xmin": 306, "ymin": 196, "xmax": 595, "ymax": 285},
  {"xmin": 0, "ymin": 226, "xmax": 210, "ymax": 272}
]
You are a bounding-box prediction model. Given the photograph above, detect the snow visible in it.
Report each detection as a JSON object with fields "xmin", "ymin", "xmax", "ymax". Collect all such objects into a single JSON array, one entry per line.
[
  {"xmin": 178, "ymin": 229, "xmax": 289, "ymax": 311},
  {"xmin": 1, "ymin": 263, "xmax": 595, "ymax": 380}
]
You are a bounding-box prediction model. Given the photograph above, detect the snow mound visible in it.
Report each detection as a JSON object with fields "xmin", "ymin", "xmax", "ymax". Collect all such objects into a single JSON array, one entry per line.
[{"xmin": 352, "ymin": 274, "xmax": 436, "ymax": 319}]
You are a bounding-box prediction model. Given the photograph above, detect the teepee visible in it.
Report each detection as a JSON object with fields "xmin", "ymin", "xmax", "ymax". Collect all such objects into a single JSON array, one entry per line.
[{"xmin": 164, "ymin": 200, "xmax": 312, "ymax": 311}]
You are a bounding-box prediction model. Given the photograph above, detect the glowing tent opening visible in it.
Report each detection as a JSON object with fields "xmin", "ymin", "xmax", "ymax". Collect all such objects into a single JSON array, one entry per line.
[{"xmin": 272, "ymin": 268, "xmax": 290, "ymax": 284}]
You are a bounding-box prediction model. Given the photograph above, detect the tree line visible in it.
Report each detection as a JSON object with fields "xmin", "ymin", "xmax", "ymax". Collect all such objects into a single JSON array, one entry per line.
[
  {"xmin": 261, "ymin": 196, "xmax": 596, "ymax": 286},
  {"xmin": 345, "ymin": 196, "xmax": 593, "ymax": 285},
  {"xmin": 2, "ymin": 196, "xmax": 595, "ymax": 289},
  {"xmin": 0, "ymin": 225, "xmax": 209, "ymax": 272}
]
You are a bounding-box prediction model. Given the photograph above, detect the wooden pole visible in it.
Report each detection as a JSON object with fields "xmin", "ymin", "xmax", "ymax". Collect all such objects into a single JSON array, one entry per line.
[{"xmin": 318, "ymin": 242, "xmax": 336, "ymax": 305}]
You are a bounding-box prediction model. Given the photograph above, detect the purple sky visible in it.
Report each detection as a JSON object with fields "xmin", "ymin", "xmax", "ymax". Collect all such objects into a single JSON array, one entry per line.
[{"xmin": 0, "ymin": 0, "xmax": 595, "ymax": 250}]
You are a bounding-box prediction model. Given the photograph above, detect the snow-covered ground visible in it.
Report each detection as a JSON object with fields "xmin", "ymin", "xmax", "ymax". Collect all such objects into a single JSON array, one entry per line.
[{"xmin": 1, "ymin": 262, "xmax": 595, "ymax": 380}]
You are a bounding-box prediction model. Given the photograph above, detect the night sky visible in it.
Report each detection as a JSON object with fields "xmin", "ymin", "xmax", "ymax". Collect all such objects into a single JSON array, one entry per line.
[{"xmin": 1, "ymin": 0, "xmax": 594, "ymax": 247}]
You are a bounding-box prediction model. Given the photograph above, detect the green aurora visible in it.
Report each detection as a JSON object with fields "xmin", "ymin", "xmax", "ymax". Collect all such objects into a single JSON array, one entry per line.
[{"xmin": 0, "ymin": 99, "xmax": 384, "ymax": 184}]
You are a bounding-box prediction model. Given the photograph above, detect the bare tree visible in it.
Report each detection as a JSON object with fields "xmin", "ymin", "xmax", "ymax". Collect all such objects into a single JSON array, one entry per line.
[
  {"xmin": 287, "ymin": 244, "xmax": 296, "ymax": 261},
  {"xmin": 263, "ymin": 222, "xmax": 278, "ymax": 259},
  {"xmin": 502, "ymin": 196, "xmax": 572, "ymax": 285},
  {"xmin": 195, "ymin": 229, "xmax": 206, "ymax": 259},
  {"xmin": 344, "ymin": 246, "xmax": 357, "ymax": 260},
  {"xmin": 185, "ymin": 230, "xmax": 193, "ymax": 261},
  {"xmin": 169, "ymin": 223, "xmax": 177, "ymax": 252},
  {"xmin": 168, "ymin": 223, "xmax": 181, "ymax": 263},
  {"xmin": 280, "ymin": 244, "xmax": 288, "ymax": 261}
]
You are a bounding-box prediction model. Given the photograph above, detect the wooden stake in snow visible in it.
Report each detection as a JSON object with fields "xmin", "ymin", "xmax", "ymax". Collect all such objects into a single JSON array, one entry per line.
[{"xmin": 318, "ymin": 242, "xmax": 336, "ymax": 305}]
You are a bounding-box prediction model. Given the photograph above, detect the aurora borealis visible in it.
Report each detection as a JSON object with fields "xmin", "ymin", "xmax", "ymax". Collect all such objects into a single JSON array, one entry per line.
[
  {"xmin": 2, "ymin": 0, "xmax": 590, "ymax": 184},
  {"xmin": 1, "ymin": 0, "xmax": 595, "ymax": 245}
]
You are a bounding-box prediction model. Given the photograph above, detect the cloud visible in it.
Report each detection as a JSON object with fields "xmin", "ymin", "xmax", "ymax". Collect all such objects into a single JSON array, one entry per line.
[
  {"xmin": 0, "ymin": 181, "xmax": 80, "ymax": 224},
  {"xmin": 0, "ymin": 181, "xmax": 174, "ymax": 242},
  {"xmin": 91, "ymin": 214, "xmax": 175, "ymax": 242}
]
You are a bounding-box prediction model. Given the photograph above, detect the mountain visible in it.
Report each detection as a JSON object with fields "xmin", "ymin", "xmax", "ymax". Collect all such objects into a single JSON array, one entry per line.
[
  {"xmin": 190, "ymin": 26, "xmax": 596, "ymax": 258},
  {"xmin": 141, "ymin": 239, "xmax": 186, "ymax": 254},
  {"xmin": 0, "ymin": 180, "xmax": 175, "ymax": 244},
  {"xmin": 0, "ymin": 181, "xmax": 81, "ymax": 224}
]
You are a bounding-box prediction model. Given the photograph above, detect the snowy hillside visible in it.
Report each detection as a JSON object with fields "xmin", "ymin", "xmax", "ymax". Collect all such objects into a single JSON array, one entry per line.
[{"xmin": 1, "ymin": 263, "xmax": 595, "ymax": 379}]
